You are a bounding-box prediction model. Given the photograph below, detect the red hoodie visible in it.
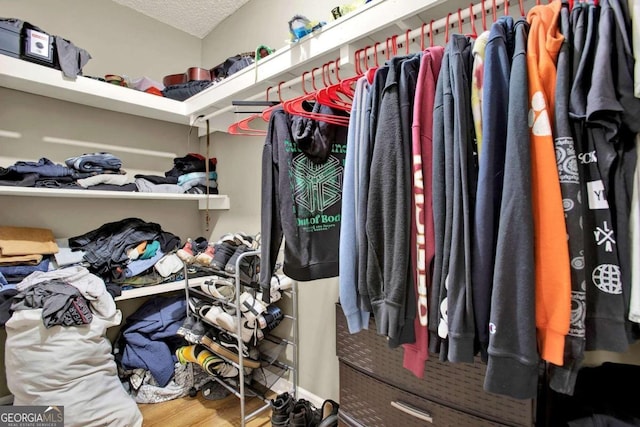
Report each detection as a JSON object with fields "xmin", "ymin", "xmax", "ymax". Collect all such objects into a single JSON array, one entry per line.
[{"xmin": 403, "ymin": 46, "xmax": 444, "ymax": 377}]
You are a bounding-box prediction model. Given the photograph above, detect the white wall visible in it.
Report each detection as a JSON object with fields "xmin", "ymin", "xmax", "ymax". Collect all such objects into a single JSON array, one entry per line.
[
  {"xmin": 201, "ymin": 0, "xmax": 340, "ymax": 68},
  {"xmin": 0, "ymin": 0, "xmax": 202, "ymax": 82}
]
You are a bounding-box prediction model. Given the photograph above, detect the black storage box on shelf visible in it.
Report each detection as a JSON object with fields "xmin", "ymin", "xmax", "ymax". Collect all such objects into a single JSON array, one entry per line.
[
  {"xmin": 0, "ymin": 19, "xmax": 21, "ymax": 58},
  {"xmin": 22, "ymin": 23, "xmax": 55, "ymax": 66}
]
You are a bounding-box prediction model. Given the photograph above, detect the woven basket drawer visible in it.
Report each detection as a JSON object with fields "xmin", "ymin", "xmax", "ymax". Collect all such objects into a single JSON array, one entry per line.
[
  {"xmin": 339, "ymin": 362, "xmax": 510, "ymax": 427},
  {"xmin": 335, "ymin": 304, "xmax": 534, "ymax": 426}
]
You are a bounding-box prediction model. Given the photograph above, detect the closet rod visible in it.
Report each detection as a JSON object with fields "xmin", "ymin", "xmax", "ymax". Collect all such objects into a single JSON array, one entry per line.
[
  {"xmin": 364, "ymin": 0, "xmax": 512, "ymax": 61},
  {"xmin": 194, "ymin": 0, "xmax": 516, "ymax": 125}
]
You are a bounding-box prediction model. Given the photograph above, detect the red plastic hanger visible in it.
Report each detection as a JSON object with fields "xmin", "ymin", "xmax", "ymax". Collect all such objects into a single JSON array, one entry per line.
[
  {"xmin": 260, "ymin": 81, "xmax": 285, "ymax": 122},
  {"xmin": 445, "ymin": 12, "xmax": 451, "ymax": 43},
  {"xmin": 491, "ymin": 0, "xmax": 498, "ymax": 24},
  {"xmin": 283, "ymin": 68, "xmax": 350, "ymax": 126},
  {"xmin": 228, "ymin": 86, "xmax": 281, "ymax": 136},
  {"xmin": 519, "ymin": 0, "xmax": 526, "ymax": 16},
  {"xmin": 469, "ymin": 3, "xmax": 478, "ymax": 38},
  {"xmin": 316, "ymin": 60, "xmax": 354, "ymax": 112},
  {"xmin": 430, "ymin": 20, "xmax": 435, "ymax": 47},
  {"xmin": 481, "ymin": 0, "xmax": 487, "ymax": 31}
]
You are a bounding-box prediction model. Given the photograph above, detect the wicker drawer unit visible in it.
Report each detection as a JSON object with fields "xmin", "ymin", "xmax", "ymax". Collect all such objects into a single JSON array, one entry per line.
[
  {"xmin": 339, "ymin": 362, "xmax": 511, "ymax": 427},
  {"xmin": 335, "ymin": 304, "xmax": 536, "ymax": 427}
]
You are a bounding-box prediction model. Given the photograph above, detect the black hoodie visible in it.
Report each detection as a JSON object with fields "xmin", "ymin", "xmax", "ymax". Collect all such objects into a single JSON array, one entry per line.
[{"xmin": 260, "ymin": 106, "xmax": 348, "ymax": 300}]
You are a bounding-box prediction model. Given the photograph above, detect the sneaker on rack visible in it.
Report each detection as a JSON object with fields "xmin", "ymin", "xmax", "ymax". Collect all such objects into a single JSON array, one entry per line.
[
  {"xmin": 239, "ymin": 291, "xmax": 267, "ymax": 323},
  {"xmin": 256, "ymin": 304, "xmax": 284, "ymax": 333},
  {"xmin": 210, "ymin": 308, "xmax": 265, "ymax": 346},
  {"xmin": 200, "ymin": 276, "xmax": 235, "ymax": 303},
  {"xmin": 233, "ymin": 232, "xmax": 260, "ymax": 250},
  {"xmin": 177, "ymin": 238, "xmax": 196, "ymax": 264},
  {"xmin": 226, "ymin": 246, "xmax": 260, "ymax": 285},
  {"xmin": 188, "ymin": 297, "xmax": 212, "ymax": 318},
  {"xmin": 176, "ymin": 316, "xmax": 195, "ymax": 338},
  {"xmin": 210, "ymin": 240, "xmax": 238, "ymax": 271},
  {"xmin": 194, "ymin": 242, "xmax": 215, "ymax": 267},
  {"xmin": 183, "ymin": 319, "xmax": 207, "ymax": 344},
  {"xmin": 270, "ymin": 392, "xmax": 296, "ymax": 427},
  {"xmin": 201, "ymin": 331, "xmax": 261, "ymax": 369},
  {"xmin": 176, "ymin": 344, "xmax": 238, "ymax": 378}
]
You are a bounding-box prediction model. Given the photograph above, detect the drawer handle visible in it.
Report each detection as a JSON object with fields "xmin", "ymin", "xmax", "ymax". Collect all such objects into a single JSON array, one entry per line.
[{"xmin": 390, "ymin": 400, "xmax": 433, "ymax": 423}]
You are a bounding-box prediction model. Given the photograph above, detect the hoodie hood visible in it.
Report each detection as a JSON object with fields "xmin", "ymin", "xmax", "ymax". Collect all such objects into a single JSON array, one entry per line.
[{"xmin": 290, "ymin": 103, "xmax": 344, "ymax": 164}]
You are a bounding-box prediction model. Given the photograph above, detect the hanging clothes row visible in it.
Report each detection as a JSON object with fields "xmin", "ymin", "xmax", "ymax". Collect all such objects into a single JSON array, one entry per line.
[{"xmin": 338, "ymin": 0, "xmax": 640, "ymax": 401}]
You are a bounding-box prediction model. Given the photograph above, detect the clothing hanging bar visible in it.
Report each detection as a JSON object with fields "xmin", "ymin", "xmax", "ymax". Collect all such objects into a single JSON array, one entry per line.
[{"xmin": 195, "ymin": 0, "xmax": 518, "ymax": 126}]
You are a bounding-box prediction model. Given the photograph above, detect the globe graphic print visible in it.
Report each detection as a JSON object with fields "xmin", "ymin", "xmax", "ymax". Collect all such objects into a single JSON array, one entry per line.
[{"xmin": 592, "ymin": 264, "xmax": 622, "ymax": 294}]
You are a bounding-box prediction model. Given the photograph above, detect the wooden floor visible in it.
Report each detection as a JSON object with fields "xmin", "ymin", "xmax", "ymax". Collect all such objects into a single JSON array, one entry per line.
[{"xmin": 138, "ymin": 393, "xmax": 273, "ymax": 427}]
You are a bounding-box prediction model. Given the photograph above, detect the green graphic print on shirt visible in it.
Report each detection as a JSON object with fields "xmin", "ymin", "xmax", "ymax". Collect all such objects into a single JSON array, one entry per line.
[{"xmin": 284, "ymin": 139, "xmax": 345, "ymax": 233}]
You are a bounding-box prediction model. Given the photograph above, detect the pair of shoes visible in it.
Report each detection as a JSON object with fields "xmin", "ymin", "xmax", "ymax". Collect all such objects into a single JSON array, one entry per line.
[
  {"xmin": 188, "ymin": 297, "xmax": 212, "ymax": 317},
  {"xmin": 270, "ymin": 394, "xmax": 339, "ymax": 427},
  {"xmin": 201, "ymin": 303, "xmax": 264, "ymax": 345},
  {"xmin": 200, "ymin": 330, "xmax": 262, "ymax": 369},
  {"xmin": 176, "ymin": 316, "xmax": 207, "ymax": 344},
  {"xmin": 290, "ymin": 399, "xmax": 340, "ymax": 427},
  {"xmin": 210, "ymin": 232, "xmax": 261, "ymax": 285},
  {"xmin": 259, "ymin": 273, "xmax": 292, "ymax": 304},
  {"xmin": 176, "ymin": 344, "xmax": 239, "ymax": 378},
  {"xmin": 194, "ymin": 243, "xmax": 215, "ymax": 266},
  {"xmin": 177, "ymin": 237, "xmax": 209, "ymax": 265},
  {"xmin": 240, "ymin": 292, "xmax": 284, "ymax": 334},
  {"xmin": 200, "ymin": 276, "xmax": 235, "ymax": 303}
]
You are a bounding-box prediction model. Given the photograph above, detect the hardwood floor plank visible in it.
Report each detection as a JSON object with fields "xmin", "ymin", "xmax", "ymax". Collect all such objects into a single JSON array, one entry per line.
[{"xmin": 139, "ymin": 393, "xmax": 273, "ymax": 427}]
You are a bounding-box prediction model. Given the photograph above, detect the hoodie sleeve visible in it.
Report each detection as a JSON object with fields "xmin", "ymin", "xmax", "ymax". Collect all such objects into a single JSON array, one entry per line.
[{"xmin": 260, "ymin": 109, "xmax": 286, "ymax": 301}]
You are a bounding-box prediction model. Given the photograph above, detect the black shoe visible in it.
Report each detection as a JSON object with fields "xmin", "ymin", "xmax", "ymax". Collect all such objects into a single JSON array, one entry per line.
[
  {"xmin": 289, "ymin": 399, "xmax": 321, "ymax": 427},
  {"xmin": 317, "ymin": 400, "xmax": 339, "ymax": 427},
  {"xmin": 226, "ymin": 245, "xmax": 260, "ymax": 285},
  {"xmin": 270, "ymin": 392, "xmax": 295, "ymax": 427},
  {"xmin": 210, "ymin": 241, "xmax": 237, "ymax": 271},
  {"xmin": 257, "ymin": 304, "xmax": 284, "ymax": 333}
]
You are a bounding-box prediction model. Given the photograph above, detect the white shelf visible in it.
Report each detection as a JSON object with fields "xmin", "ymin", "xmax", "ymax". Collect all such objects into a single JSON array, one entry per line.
[
  {"xmin": 0, "ymin": 54, "xmax": 189, "ymax": 124},
  {"xmin": 115, "ymin": 274, "xmax": 215, "ymax": 301},
  {"xmin": 0, "ymin": 0, "xmax": 448, "ymax": 133},
  {"xmin": 0, "ymin": 186, "xmax": 230, "ymax": 210}
]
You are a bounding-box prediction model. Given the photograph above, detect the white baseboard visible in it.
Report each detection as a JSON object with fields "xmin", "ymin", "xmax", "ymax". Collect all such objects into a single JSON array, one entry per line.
[
  {"xmin": 0, "ymin": 395, "xmax": 14, "ymax": 405},
  {"xmin": 253, "ymin": 371, "xmax": 324, "ymax": 408}
]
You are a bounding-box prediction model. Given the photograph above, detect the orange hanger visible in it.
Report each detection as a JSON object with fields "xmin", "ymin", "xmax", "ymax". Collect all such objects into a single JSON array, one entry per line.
[
  {"xmin": 504, "ymin": 0, "xmax": 509, "ymax": 16},
  {"xmin": 519, "ymin": 0, "xmax": 526, "ymax": 16}
]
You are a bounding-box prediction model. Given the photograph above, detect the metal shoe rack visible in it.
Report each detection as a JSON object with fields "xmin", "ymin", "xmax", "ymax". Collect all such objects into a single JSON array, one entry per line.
[{"xmin": 182, "ymin": 249, "xmax": 298, "ymax": 426}]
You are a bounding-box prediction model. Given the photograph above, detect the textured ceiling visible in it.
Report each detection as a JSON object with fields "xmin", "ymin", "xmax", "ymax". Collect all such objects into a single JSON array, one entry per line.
[{"xmin": 111, "ymin": 0, "xmax": 251, "ymax": 39}]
